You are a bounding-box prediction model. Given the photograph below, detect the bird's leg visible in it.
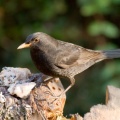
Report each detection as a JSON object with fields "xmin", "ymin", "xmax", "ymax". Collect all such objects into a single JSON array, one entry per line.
[
  {"xmin": 43, "ymin": 76, "xmax": 54, "ymax": 82},
  {"xmin": 50, "ymin": 77, "xmax": 75, "ymax": 103},
  {"xmin": 41, "ymin": 76, "xmax": 55, "ymax": 88},
  {"xmin": 58, "ymin": 77, "xmax": 75, "ymax": 97},
  {"xmin": 51, "ymin": 77, "xmax": 75, "ymax": 101}
]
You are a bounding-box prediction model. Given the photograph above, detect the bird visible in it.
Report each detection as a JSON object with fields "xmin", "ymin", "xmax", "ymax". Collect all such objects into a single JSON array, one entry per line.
[{"xmin": 17, "ymin": 32, "xmax": 120, "ymax": 95}]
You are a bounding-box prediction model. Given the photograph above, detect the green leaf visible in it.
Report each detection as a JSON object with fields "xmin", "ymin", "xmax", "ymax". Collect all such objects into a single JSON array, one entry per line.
[
  {"xmin": 102, "ymin": 22, "xmax": 119, "ymax": 38},
  {"xmin": 88, "ymin": 21, "xmax": 119, "ymax": 38},
  {"xmin": 81, "ymin": 4, "xmax": 97, "ymax": 16},
  {"xmin": 88, "ymin": 21, "xmax": 103, "ymax": 36}
]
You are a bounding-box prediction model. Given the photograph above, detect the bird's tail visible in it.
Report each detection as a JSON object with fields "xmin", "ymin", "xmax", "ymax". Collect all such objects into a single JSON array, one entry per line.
[{"xmin": 102, "ymin": 49, "xmax": 120, "ymax": 59}]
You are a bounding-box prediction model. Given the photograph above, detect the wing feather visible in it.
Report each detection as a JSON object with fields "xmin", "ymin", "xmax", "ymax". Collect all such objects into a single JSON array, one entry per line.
[
  {"xmin": 54, "ymin": 41, "xmax": 81, "ymax": 69},
  {"xmin": 54, "ymin": 40, "xmax": 101, "ymax": 69}
]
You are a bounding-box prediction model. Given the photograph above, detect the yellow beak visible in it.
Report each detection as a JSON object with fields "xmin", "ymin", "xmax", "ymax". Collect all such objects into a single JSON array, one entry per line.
[{"xmin": 17, "ymin": 43, "xmax": 31, "ymax": 49}]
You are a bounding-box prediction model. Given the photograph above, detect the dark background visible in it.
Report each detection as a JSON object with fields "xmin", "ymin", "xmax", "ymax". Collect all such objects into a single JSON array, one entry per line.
[{"xmin": 1, "ymin": 0, "xmax": 120, "ymax": 116}]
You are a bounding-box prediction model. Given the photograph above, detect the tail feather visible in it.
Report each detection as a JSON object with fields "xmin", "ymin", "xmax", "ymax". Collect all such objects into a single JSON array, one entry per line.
[{"xmin": 102, "ymin": 49, "xmax": 120, "ymax": 59}]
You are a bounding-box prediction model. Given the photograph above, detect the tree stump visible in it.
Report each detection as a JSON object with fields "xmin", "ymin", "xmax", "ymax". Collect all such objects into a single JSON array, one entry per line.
[
  {"xmin": 0, "ymin": 67, "xmax": 66, "ymax": 120},
  {"xmin": 0, "ymin": 67, "xmax": 120, "ymax": 120}
]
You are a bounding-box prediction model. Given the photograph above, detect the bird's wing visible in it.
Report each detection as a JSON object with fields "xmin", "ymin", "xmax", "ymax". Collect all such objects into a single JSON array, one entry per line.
[
  {"xmin": 54, "ymin": 41, "xmax": 82, "ymax": 69},
  {"xmin": 54, "ymin": 41, "xmax": 101, "ymax": 69}
]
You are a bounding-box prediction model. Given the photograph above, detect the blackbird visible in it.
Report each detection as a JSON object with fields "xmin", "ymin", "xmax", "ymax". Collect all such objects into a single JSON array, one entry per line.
[{"xmin": 17, "ymin": 32, "xmax": 120, "ymax": 95}]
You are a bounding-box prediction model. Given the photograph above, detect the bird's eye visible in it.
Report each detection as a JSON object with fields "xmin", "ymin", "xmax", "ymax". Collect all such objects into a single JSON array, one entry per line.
[{"xmin": 34, "ymin": 39, "xmax": 38, "ymax": 42}]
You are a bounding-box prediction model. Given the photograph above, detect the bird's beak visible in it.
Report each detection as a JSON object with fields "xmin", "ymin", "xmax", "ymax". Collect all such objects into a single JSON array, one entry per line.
[{"xmin": 17, "ymin": 43, "xmax": 31, "ymax": 49}]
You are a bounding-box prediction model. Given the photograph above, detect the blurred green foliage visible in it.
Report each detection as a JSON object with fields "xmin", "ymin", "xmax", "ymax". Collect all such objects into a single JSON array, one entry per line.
[
  {"xmin": 0, "ymin": 0, "xmax": 120, "ymax": 116},
  {"xmin": 88, "ymin": 21, "xmax": 119, "ymax": 38}
]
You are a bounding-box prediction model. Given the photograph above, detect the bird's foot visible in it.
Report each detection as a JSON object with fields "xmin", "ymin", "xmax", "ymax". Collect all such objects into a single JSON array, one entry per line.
[
  {"xmin": 50, "ymin": 90, "xmax": 66, "ymax": 103},
  {"xmin": 50, "ymin": 84, "xmax": 73, "ymax": 103}
]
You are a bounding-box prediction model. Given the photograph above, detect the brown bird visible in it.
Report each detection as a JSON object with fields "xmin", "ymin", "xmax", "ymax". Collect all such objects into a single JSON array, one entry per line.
[{"xmin": 17, "ymin": 32, "xmax": 120, "ymax": 95}]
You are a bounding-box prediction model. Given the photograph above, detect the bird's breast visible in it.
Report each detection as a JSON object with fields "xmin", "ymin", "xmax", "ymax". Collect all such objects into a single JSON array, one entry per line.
[{"xmin": 30, "ymin": 48, "xmax": 57, "ymax": 76}]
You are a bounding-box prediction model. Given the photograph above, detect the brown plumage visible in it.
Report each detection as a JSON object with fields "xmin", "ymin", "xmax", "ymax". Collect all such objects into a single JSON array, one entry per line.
[{"xmin": 18, "ymin": 32, "xmax": 120, "ymax": 95}]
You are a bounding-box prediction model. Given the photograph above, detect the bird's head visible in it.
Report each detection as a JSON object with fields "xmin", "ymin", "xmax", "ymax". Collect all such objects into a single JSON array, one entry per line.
[{"xmin": 17, "ymin": 32, "xmax": 47, "ymax": 49}]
